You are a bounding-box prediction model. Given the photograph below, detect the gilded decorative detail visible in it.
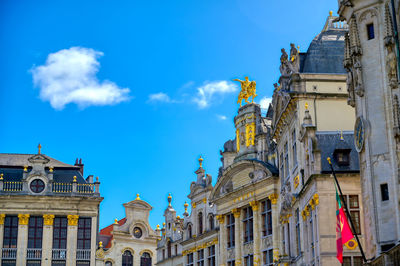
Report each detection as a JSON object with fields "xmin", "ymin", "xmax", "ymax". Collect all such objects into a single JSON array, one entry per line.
[
  {"xmin": 313, "ymin": 194, "xmax": 319, "ymax": 205},
  {"xmin": 216, "ymin": 215, "xmax": 225, "ymax": 224},
  {"xmin": 67, "ymin": 215, "xmax": 79, "ymax": 226},
  {"xmin": 182, "ymin": 238, "xmax": 218, "ymax": 255},
  {"xmin": 273, "ymin": 249, "xmax": 279, "ymax": 262},
  {"xmin": 96, "ymin": 246, "xmax": 105, "ymax": 259},
  {"xmin": 233, "ymin": 77, "xmax": 257, "ymax": 107},
  {"xmin": 236, "ymin": 129, "xmax": 240, "ymax": 153},
  {"xmin": 18, "ymin": 214, "xmax": 30, "ymax": 225},
  {"xmin": 43, "ymin": 214, "xmax": 55, "ymax": 226},
  {"xmin": 233, "ymin": 192, "xmax": 255, "ymax": 203},
  {"xmin": 0, "ymin": 214, "xmax": 5, "ymax": 225},
  {"xmin": 245, "ymin": 122, "xmax": 256, "ymax": 147},
  {"xmin": 235, "ymin": 259, "xmax": 242, "ymax": 266},
  {"xmin": 192, "ymin": 202, "xmax": 196, "ymax": 209},
  {"xmin": 294, "ymin": 175, "xmax": 300, "ymax": 188},
  {"xmin": 202, "ymin": 198, "xmax": 207, "ymax": 204},
  {"xmin": 268, "ymin": 193, "xmax": 278, "ymax": 204},
  {"xmin": 249, "ymin": 200, "xmax": 259, "ymax": 211},
  {"xmin": 232, "ymin": 208, "xmax": 241, "ymax": 218}
]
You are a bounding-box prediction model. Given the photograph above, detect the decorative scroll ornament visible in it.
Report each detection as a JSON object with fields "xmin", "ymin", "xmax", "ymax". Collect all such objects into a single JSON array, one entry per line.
[
  {"xmin": 234, "ymin": 77, "xmax": 257, "ymax": 107},
  {"xmin": 245, "ymin": 122, "xmax": 256, "ymax": 147}
]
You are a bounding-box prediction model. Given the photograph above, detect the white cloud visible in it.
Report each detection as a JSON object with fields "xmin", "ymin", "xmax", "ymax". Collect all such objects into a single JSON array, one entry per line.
[
  {"xmin": 260, "ymin": 97, "xmax": 272, "ymax": 110},
  {"xmin": 31, "ymin": 47, "xmax": 130, "ymax": 110},
  {"xmin": 148, "ymin": 92, "xmax": 173, "ymax": 103},
  {"xmin": 217, "ymin": 114, "xmax": 227, "ymax": 120},
  {"xmin": 193, "ymin": 81, "xmax": 237, "ymax": 109}
]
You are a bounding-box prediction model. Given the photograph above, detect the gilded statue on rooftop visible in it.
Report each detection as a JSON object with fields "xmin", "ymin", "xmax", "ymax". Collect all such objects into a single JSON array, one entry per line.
[{"xmin": 233, "ymin": 76, "xmax": 257, "ymax": 107}]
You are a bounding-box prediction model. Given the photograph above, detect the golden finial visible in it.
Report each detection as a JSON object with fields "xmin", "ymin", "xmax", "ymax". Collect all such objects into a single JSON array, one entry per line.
[
  {"xmin": 0, "ymin": 173, "xmax": 3, "ymax": 180},
  {"xmin": 305, "ymin": 102, "xmax": 309, "ymax": 110},
  {"xmin": 49, "ymin": 167, "xmax": 54, "ymax": 173},
  {"xmin": 168, "ymin": 193, "xmax": 172, "ymax": 206},
  {"xmin": 73, "ymin": 176, "xmax": 77, "ymax": 182},
  {"xmin": 156, "ymin": 224, "xmax": 160, "ymax": 230},
  {"xmin": 99, "ymin": 241, "xmax": 103, "ymax": 248},
  {"xmin": 297, "ymin": 45, "xmax": 300, "ymax": 53},
  {"xmin": 136, "ymin": 194, "xmax": 140, "ymax": 200},
  {"xmin": 23, "ymin": 166, "xmax": 28, "ymax": 172},
  {"xmin": 327, "ymin": 157, "xmax": 332, "ymax": 165},
  {"xmin": 198, "ymin": 156, "xmax": 203, "ymax": 168},
  {"xmin": 340, "ymin": 130, "xmax": 344, "ymax": 140},
  {"xmin": 38, "ymin": 143, "xmax": 42, "ymax": 154},
  {"xmin": 96, "ymin": 176, "xmax": 99, "ymax": 182},
  {"xmin": 162, "ymin": 222, "xmax": 166, "ymax": 227},
  {"xmin": 114, "ymin": 218, "xmax": 118, "ymax": 224},
  {"xmin": 329, "ymin": 11, "xmax": 333, "ymax": 17},
  {"xmin": 177, "ymin": 215, "xmax": 181, "ymax": 219}
]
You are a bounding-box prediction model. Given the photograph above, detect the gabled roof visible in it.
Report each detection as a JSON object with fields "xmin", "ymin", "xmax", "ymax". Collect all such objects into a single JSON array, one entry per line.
[{"xmin": 99, "ymin": 218, "xmax": 127, "ymax": 249}]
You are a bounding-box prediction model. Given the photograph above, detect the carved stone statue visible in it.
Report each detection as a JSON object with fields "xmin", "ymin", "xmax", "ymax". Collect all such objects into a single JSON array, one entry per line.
[
  {"xmin": 233, "ymin": 76, "xmax": 257, "ymax": 107},
  {"xmin": 289, "ymin": 43, "xmax": 300, "ymax": 73},
  {"xmin": 386, "ymin": 45, "xmax": 398, "ymax": 88},
  {"xmin": 346, "ymin": 68, "xmax": 355, "ymax": 107},
  {"xmin": 353, "ymin": 57, "xmax": 364, "ymax": 97},
  {"xmin": 280, "ymin": 48, "xmax": 290, "ymax": 75}
]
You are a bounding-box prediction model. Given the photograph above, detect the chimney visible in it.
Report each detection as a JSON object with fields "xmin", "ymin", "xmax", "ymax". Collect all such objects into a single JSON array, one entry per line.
[{"xmin": 74, "ymin": 158, "xmax": 84, "ymax": 176}]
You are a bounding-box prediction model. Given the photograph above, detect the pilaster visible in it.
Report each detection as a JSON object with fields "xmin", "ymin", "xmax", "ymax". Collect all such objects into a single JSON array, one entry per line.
[
  {"xmin": 42, "ymin": 214, "xmax": 54, "ymax": 266},
  {"xmin": 217, "ymin": 214, "xmax": 226, "ymax": 266},
  {"xmin": 250, "ymin": 201, "xmax": 261, "ymax": 265},
  {"xmin": 0, "ymin": 214, "xmax": 5, "ymax": 257},
  {"xmin": 16, "ymin": 214, "xmax": 29, "ymax": 265},
  {"xmin": 232, "ymin": 208, "xmax": 242, "ymax": 266},
  {"xmin": 66, "ymin": 215, "xmax": 79, "ymax": 265},
  {"xmin": 270, "ymin": 194, "xmax": 280, "ymax": 262},
  {"xmin": 91, "ymin": 216, "xmax": 97, "ymax": 265}
]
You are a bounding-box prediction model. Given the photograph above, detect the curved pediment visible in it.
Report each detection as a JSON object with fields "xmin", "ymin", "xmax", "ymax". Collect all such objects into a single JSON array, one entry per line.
[
  {"xmin": 210, "ymin": 159, "xmax": 278, "ymax": 201},
  {"xmin": 123, "ymin": 199, "xmax": 152, "ymax": 211}
]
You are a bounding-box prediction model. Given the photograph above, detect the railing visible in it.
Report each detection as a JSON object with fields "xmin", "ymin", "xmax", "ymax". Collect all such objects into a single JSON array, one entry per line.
[
  {"xmin": 3, "ymin": 181, "xmax": 23, "ymax": 192},
  {"xmin": 52, "ymin": 249, "xmax": 67, "ymax": 260},
  {"xmin": 1, "ymin": 248, "xmax": 17, "ymax": 259},
  {"xmin": 26, "ymin": 248, "xmax": 42, "ymax": 259},
  {"xmin": 77, "ymin": 183, "xmax": 94, "ymax": 194},
  {"xmin": 76, "ymin": 249, "xmax": 91, "ymax": 260},
  {"xmin": 52, "ymin": 183, "xmax": 72, "ymax": 193}
]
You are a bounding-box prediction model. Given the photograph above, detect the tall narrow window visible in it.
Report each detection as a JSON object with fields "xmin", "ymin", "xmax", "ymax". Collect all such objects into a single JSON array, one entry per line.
[
  {"xmin": 262, "ymin": 199, "xmax": 272, "ymax": 236},
  {"xmin": 186, "ymin": 253, "xmax": 194, "ymax": 266},
  {"xmin": 309, "ymin": 209, "xmax": 315, "ymax": 260},
  {"xmin": 77, "ymin": 217, "xmax": 91, "ymax": 265},
  {"xmin": 279, "ymin": 153, "xmax": 284, "ymax": 179},
  {"xmin": 226, "ymin": 213, "xmax": 235, "ymax": 248},
  {"xmin": 197, "ymin": 249, "xmax": 204, "ymax": 266},
  {"xmin": 381, "ymin": 184, "xmax": 389, "ymax": 201},
  {"xmin": 167, "ymin": 241, "xmax": 172, "ymax": 258},
  {"xmin": 198, "ymin": 212, "xmax": 203, "ymax": 235},
  {"xmin": 187, "ymin": 224, "xmax": 192, "ymax": 239},
  {"xmin": 262, "ymin": 249, "xmax": 273, "ymax": 266},
  {"xmin": 244, "ymin": 254, "xmax": 254, "ymax": 266},
  {"xmin": 52, "ymin": 217, "xmax": 68, "ymax": 263},
  {"xmin": 287, "ymin": 222, "xmax": 291, "ymax": 256},
  {"xmin": 140, "ymin": 252, "xmax": 152, "ymax": 266},
  {"xmin": 367, "ymin": 23, "xmax": 375, "ymax": 40},
  {"xmin": 122, "ymin": 250, "xmax": 133, "ymax": 266},
  {"xmin": 284, "ymin": 142, "xmax": 289, "ymax": 178},
  {"xmin": 342, "ymin": 195, "xmax": 361, "ymax": 235},
  {"xmin": 27, "ymin": 216, "xmax": 43, "ymax": 264},
  {"xmin": 292, "ymin": 130, "xmax": 297, "ymax": 167},
  {"xmin": 243, "ymin": 206, "xmax": 253, "ymax": 243},
  {"xmin": 3, "ymin": 216, "xmax": 18, "ymax": 265},
  {"xmin": 175, "ymin": 244, "xmax": 178, "ymax": 256},
  {"xmin": 209, "ymin": 214, "xmax": 214, "ymax": 230},
  {"xmin": 207, "ymin": 245, "xmax": 216, "ymax": 266},
  {"xmin": 295, "ymin": 209, "xmax": 301, "ymax": 256},
  {"xmin": 227, "ymin": 260, "xmax": 235, "ymax": 266}
]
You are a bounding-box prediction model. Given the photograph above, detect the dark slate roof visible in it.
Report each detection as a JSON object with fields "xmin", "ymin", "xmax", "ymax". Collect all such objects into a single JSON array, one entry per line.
[
  {"xmin": 245, "ymin": 159, "xmax": 279, "ymax": 175},
  {"xmin": 0, "ymin": 153, "xmax": 76, "ymax": 167},
  {"xmin": 317, "ymin": 132, "xmax": 359, "ymax": 173}
]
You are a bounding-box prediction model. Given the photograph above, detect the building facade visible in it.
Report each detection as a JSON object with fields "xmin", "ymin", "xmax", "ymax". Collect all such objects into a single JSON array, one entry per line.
[
  {"xmin": 338, "ymin": 0, "xmax": 400, "ymax": 262},
  {"xmin": 0, "ymin": 150, "xmax": 102, "ymax": 266},
  {"xmin": 96, "ymin": 194, "xmax": 158, "ymax": 266}
]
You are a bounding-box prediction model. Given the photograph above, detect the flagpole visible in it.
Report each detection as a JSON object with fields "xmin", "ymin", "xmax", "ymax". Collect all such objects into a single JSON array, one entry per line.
[{"xmin": 327, "ymin": 157, "xmax": 367, "ymax": 263}]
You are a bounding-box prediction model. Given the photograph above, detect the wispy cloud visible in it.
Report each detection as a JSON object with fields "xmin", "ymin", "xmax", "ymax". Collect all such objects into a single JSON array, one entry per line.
[
  {"xmin": 148, "ymin": 92, "xmax": 173, "ymax": 103},
  {"xmin": 260, "ymin": 97, "xmax": 272, "ymax": 110},
  {"xmin": 217, "ymin": 114, "xmax": 227, "ymax": 120},
  {"xmin": 31, "ymin": 47, "xmax": 130, "ymax": 110},
  {"xmin": 193, "ymin": 81, "xmax": 237, "ymax": 109}
]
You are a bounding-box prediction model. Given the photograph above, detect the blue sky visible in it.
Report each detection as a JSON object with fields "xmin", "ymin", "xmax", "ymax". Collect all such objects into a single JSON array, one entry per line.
[{"xmin": 0, "ymin": 0, "xmax": 338, "ymax": 229}]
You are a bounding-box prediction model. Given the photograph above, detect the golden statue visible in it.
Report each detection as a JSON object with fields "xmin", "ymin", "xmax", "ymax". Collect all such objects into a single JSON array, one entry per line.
[{"xmin": 233, "ymin": 77, "xmax": 257, "ymax": 107}]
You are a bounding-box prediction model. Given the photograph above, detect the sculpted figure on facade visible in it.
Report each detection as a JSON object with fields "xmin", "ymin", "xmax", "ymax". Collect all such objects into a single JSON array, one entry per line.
[
  {"xmin": 234, "ymin": 76, "xmax": 257, "ymax": 107},
  {"xmin": 384, "ymin": 3, "xmax": 398, "ymax": 88},
  {"xmin": 353, "ymin": 57, "xmax": 364, "ymax": 97},
  {"xmin": 289, "ymin": 43, "xmax": 300, "ymax": 73},
  {"xmin": 279, "ymin": 48, "xmax": 290, "ymax": 75}
]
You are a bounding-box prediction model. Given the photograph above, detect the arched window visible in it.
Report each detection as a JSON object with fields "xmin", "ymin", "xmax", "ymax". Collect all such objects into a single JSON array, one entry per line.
[
  {"xmin": 198, "ymin": 212, "xmax": 203, "ymax": 235},
  {"xmin": 167, "ymin": 241, "xmax": 172, "ymax": 258},
  {"xmin": 122, "ymin": 250, "xmax": 133, "ymax": 266},
  {"xmin": 187, "ymin": 224, "xmax": 192, "ymax": 239},
  {"xmin": 105, "ymin": 262, "xmax": 113, "ymax": 266},
  {"xmin": 140, "ymin": 252, "xmax": 152, "ymax": 266},
  {"xmin": 209, "ymin": 214, "xmax": 214, "ymax": 230}
]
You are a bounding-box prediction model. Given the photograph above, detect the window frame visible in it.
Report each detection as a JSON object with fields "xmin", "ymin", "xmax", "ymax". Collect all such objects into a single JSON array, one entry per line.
[
  {"xmin": 243, "ymin": 206, "xmax": 254, "ymax": 243},
  {"xmin": 77, "ymin": 217, "xmax": 92, "ymax": 250},
  {"xmin": 186, "ymin": 253, "xmax": 194, "ymax": 266},
  {"xmin": 262, "ymin": 249, "xmax": 274, "ymax": 266},
  {"xmin": 226, "ymin": 213, "xmax": 235, "ymax": 248},
  {"xmin": 3, "ymin": 216, "xmax": 18, "ymax": 248},
  {"xmin": 53, "ymin": 217, "xmax": 68, "ymax": 249},
  {"xmin": 197, "ymin": 249, "xmax": 204, "ymax": 266},
  {"xmin": 28, "ymin": 216, "xmax": 44, "ymax": 249},
  {"xmin": 261, "ymin": 199, "xmax": 272, "ymax": 237},
  {"xmin": 341, "ymin": 195, "xmax": 361, "ymax": 235},
  {"xmin": 207, "ymin": 245, "xmax": 216, "ymax": 266}
]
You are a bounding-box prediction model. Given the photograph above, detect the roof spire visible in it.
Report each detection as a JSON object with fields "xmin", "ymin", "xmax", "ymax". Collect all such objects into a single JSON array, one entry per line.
[
  {"xmin": 167, "ymin": 193, "xmax": 172, "ymax": 207},
  {"xmin": 198, "ymin": 156, "xmax": 203, "ymax": 168},
  {"xmin": 38, "ymin": 143, "xmax": 42, "ymax": 154},
  {"xmin": 135, "ymin": 194, "xmax": 140, "ymax": 200}
]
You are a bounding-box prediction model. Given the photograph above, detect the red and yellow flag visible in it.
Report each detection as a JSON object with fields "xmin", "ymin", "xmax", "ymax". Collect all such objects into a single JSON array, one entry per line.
[{"xmin": 335, "ymin": 184, "xmax": 354, "ymax": 263}]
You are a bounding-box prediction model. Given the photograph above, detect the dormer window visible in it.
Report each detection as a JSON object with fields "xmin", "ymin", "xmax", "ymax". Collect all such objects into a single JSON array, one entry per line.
[
  {"xmin": 187, "ymin": 224, "xmax": 192, "ymax": 239},
  {"xmin": 334, "ymin": 149, "xmax": 350, "ymax": 166}
]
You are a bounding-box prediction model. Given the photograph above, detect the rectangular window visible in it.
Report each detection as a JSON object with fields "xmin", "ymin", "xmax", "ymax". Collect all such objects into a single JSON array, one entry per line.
[
  {"xmin": 262, "ymin": 199, "xmax": 272, "ymax": 236},
  {"xmin": 244, "ymin": 254, "xmax": 253, "ymax": 266},
  {"xmin": 343, "ymin": 256, "xmax": 363, "ymax": 266},
  {"xmin": 243, "ymin": 206, "xmax": 254, "ymax": 243},
  {"xmin": 342, "ymin": 195, "xmax": 361, "ymax": 235},
  {"xmin": 226, "ymin": 213, "xmax": 235, "ymax": 248},
  {"xmin": 162, "ymin": 249, "xmax": 165, "ymax": 260},
  {"xmin": 296, "ymin": 209, "xmax": 301, "ymax": 256},
  {"xmin": 77, "ymin": 217, "xmax": 92, "ymax": 249},
  {"xmin": 381, "ymin": 184, "xmax": 389, "ymax": 201},
  {"xmin": 186, "ymin": 253, "xmax": 194, "ymax": 266},
  {"xmin": 287, "ymin": 222, "xmax": 291, "ymax": 256},
  {"xmin": 279, "ymin": 153, "xmax": 284, "ymax": 179},
  {"xmin": 367, "ymin": 23, "xmax": 375, "ymax": 40},
  {"xmin": 227, "ymin": 260, "xmax": 235, "ymax": 266},
  {"xmin": 262, "ymin": 249, "xmax": 273, "ymax": 266},
  {"xmin": 3, "ymin": 216, "xmax": 18, "ymax": 248},
  {"xmin": 28, "ymin": 216, "xmax": 43, "ymax": 249},
  {"xmin": 309, "ymin": 209, "xmax": 314, "ymax": 259},
  {"xmin": 197, "ymin": 249, "xmax": 204, "ymax": 266},
  {"xmin": 284, "ymin": 143, "xmax": 289, "ymax": 178},
  {"xmin": 292, "ymin": 130, "xmax": 297, "ymax": 167},
  {"xmin": 207, "ymin": 245, "xmax": 216, "ymax": 266},
  {"xmin": 53, "ymin": 217, "xmax": 68, "ymax": 249},
  {"xmin": 175, "ymin": 244, "xmax": 178, "ymax": 256}
]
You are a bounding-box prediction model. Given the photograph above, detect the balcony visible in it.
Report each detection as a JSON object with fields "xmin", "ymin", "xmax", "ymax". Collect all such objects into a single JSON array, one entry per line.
[
  {"xmin": 52, "ymin": 249, "xmax": 67, "ymax": 260},
  {"xmin": 1, "ymin": 248, "xmax": 17, "ymax": 259},
  {"xmin": 76, "ymin": 249, "xmax": 91, "ymax": 260},
  {"xmin": 3, "ymin": 181, "xmax": 23, "ymax": 192},
  {"xmin": 27, "ymin": 248, "xmax": 42, "ymax": 259}
]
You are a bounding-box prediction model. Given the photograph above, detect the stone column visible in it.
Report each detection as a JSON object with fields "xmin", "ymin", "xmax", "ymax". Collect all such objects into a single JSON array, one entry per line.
[
  {"xmin": 90, "ymin": 216, "xmax": 97, "ymax": 266},
  {"xmin": 268, "ymin": 193, "xmax": 279, "ymax": 263},
  {"xmin": 66, "ymin": 215, "xmax": 79, "ymax": 265},
  {"xmin": 216, "ymin": 215, "xmax": 226, "ymax": 266},
  {"xmin": 0, "ymin": 214, "xmax": 5, "ymax": 255},
  {"xmin": 42, "ymin": 214, "xmax": 54, "ymax": 266},
  {"xmin": 16, "ymin": 214, "xmax": 29, "ymax": 265},
  {"xmin": 232, "ymin": 208, "xmax": 242, "ymax": 266},
  {"xmin": 250, "ymin": 201, "xmax": 261, "ymax": 266}
]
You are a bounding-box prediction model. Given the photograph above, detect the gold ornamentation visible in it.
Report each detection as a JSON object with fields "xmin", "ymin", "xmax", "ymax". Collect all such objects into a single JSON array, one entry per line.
[
  {"xmin": 135, "ymin": 194, "xmax": 140, "ymax": 200},
  {"xmin": 202, "ymin": 198, "xmax": 207, "ymax": 204},
  {"xmin": 344, "ymin": 239, "xmax": 358, "ymax": 250},
  {"xmin": 313, "ymin": 194, "xmax": 319, "ymax": 205},
  {"xmin": 23, "ymin": 166, "xmax": 28, "ymax": 172},
  {"xmin": 67, "ymin": 215, "xmax": 79, "ymax": 226},
  {"xmin": 232, "ymin": 208, "xmax": 241, "ymax": 218},
  {"xmin": 182, "ymin": 238, "xmax": 218, "ymax": 256},
  {"xmin": 236, "ymin": 129, "xmax": 240, "ymax": 153},
  {"xmin": 96, "ymin": 247, "xmax": 105, "ymax": 259},
  {"xmin": 235, "ymin": 259, "xmax": 242, "ymax": 265},
  {"xmin": 18, "ymin": 214, "xmax": 30, "ymax": 225},
  {"xmin": 198, "ymin": 156, "xmax": 203, "ymax": 168},
  {"xmin": 294, "ymin": 175, "xmax": 300, "ymax": 189},
  {"xmin": 234, "ymin": 77, "xmax": 257, "ymax": 107},
  {"xmin": 192, "ymin": 202, "xmax": 196, "ymax": 209},
  {"xmin": 184, "ymin": 202, "xmax": 189, "ymax": 213},
  {"xmin": 156, "ymin": 224, "xmax": 160, "ymax": 230},
  {"xmin": 73, "ymin": 176, "xmax": 77, "ymax": 182},
  {"xmin": 0, "ymin": 173, "xmax": 3, "ymax": 180},
  {"xmin": 268, "ymin": 193, "xmax": 278, "ymax": 204},
  {"xmin": 114, "ymin": 218, "xmax": 118, "ymax": 224},
  {"xmin": 43, "ymin": 214, "xmax": 55, "ymax": 226},
  {"xmin": 38, "ymin": 143, "xmax": 42, "ymax": 154},
  {"xmin": 216, "ymin": 215, "xmax": 225, "ymax": 224},
  {"xmin": 49, "ymin": 167, "xmax": 54, "ymax": 173},
  {"xmin": 245, "ymin": 122, "xmax": 256, "ymax": 147},
  {"xmin": 0, "ymin": 214, "xmax": 5, "ymax": 225},
  {"xmin": 249, "ymin": 201, "xmax": 259, "ymax": 211}
]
